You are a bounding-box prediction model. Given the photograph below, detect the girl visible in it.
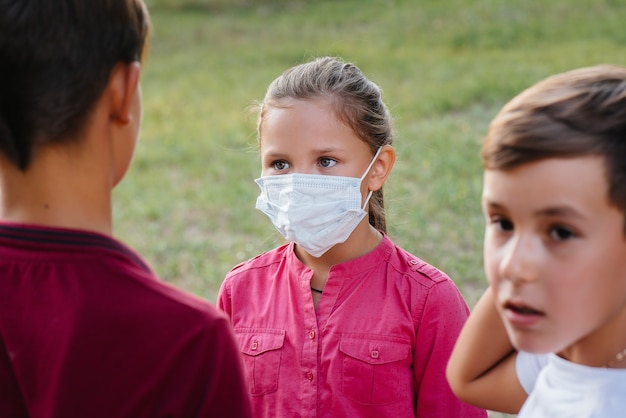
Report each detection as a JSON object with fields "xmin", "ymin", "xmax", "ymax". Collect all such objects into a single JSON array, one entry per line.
[
  {"xmin": 218, "ymin": 56, "xmax": 486, "ymax": 418},
  {"xmin": 446, "ymin": 65, "xmax": 626, "ymax": 417}
]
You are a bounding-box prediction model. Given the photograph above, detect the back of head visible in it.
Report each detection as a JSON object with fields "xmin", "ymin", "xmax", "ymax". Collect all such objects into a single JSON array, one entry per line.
[
  {"xmin": 0, "ymin": 0, "xmax": 150, "ymax": 170},
  {"xmin": 482, "ymin": 64, "xmax": 626, "ymax": 221},
  {"xmin": 258, "ymin": 56, "xmax": 394, "ymax": 232}
]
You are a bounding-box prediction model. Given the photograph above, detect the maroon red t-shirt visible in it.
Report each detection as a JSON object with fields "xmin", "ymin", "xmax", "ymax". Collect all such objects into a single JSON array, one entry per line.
[{"xmin": 0, "ymin": 223, "xmax": 252, "ymax": 418}]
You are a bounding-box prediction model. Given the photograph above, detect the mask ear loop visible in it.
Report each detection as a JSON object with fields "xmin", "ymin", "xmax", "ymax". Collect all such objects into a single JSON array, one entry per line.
[{"xmin": 360, "ymin": 147, "xmax": 383, "ymax": 210}]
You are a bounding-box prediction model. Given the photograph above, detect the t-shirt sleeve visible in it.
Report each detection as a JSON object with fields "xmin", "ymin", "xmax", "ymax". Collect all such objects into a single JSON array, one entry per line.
[{"xmin": 516, "ymin": 351, "xmax": 549, "ymax": 395}]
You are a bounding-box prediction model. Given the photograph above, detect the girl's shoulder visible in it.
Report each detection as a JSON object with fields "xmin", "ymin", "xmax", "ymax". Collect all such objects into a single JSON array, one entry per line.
[
  {"xmin": 225, "ymin": 242, "xmax": 292, "ymax": 278},
  {"xmin": 387, "ymin": 240, "xmax": 452, "ymax": 288}
]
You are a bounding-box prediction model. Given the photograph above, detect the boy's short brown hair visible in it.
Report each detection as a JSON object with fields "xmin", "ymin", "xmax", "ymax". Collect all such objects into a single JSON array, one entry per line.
[{"xmin": 482, "ymin": 64, "xmax": 626, "ymax": 223}]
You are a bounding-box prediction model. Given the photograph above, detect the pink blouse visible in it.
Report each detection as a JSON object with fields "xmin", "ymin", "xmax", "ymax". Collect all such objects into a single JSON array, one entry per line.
[{"xmin": 218, "ymin": 235, "xmax": 486, "ymax": 418}]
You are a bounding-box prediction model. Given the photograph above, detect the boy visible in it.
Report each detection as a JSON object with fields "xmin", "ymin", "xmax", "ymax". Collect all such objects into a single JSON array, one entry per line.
[
  {"xmin": 0, "ymin": 1, "xmax": 251, "ymax": 417},
  {"xmin": 446, "ymin": 64, "xmax": 626, "ymax": 416}
]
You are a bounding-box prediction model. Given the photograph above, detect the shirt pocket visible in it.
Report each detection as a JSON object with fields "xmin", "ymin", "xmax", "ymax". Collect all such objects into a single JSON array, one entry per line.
[
  {"xmin": 235, "ymin": 328, "xmax": 285, "ymax": 396},
  {"xmin": 339, "ymin": 334, "xmax": 412, "ymax": 405}
]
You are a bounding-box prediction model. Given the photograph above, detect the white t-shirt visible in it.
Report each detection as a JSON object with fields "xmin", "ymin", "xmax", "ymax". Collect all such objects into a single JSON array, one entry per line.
[{"xmin": 516, "ymin": 351, "xmax": 626, "ymax": 417}]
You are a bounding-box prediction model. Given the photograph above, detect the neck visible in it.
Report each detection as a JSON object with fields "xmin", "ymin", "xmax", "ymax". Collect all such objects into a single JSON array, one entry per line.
[
  {"xmin": 558, "ymin": 304, "xmax": 626, "ymax": 368},
  {"xmin": 0, "ymin": 145, "xmax": 114, "ymax": 235},
  {"xmin": 297, "ymin": 220, "xmax": 382, "ymax": 289}
]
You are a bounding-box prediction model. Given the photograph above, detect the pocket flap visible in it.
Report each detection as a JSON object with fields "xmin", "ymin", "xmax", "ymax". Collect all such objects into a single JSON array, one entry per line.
[
  {"xmin": 236, "ymin": 328, "xmax": 286, "ymax": 357},
  {"xmin": 340, "ymin": 335, "xmax": 410, "ymax": 365}
]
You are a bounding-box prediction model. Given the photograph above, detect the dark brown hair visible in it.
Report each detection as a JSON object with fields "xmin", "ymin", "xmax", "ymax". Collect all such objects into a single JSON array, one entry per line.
[
  {"xmin": 482, "ymin": 64, "xmax": 626, "ymax": 220},
  {"xmin": 0, "ymin": 0, "xmax": 150, "ymax": 170}
]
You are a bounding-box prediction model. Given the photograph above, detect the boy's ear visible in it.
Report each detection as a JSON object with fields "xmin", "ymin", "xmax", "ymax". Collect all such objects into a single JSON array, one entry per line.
[
  {"xmin": 368, "ymin": 144, "xmax": 396, "ymax": 192},
  {"xmin": 107, "ymin": 61, "xmax": 141, "ymax": 124}
]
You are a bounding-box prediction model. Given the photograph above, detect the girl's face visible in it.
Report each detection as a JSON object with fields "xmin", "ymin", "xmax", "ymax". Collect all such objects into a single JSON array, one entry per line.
[
  {"xmin": 259, "ymin": 98, "xmax": 374, "ymax": 194},
  {"xmin": 482, "ymin": 156, "xmax": 626, "ymax": 362}
]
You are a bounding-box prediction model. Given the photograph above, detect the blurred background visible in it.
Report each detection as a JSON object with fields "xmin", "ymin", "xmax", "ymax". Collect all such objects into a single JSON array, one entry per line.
[{"xmin": 114, "ymin": 2, "xmax": 626, "ymax": 415}]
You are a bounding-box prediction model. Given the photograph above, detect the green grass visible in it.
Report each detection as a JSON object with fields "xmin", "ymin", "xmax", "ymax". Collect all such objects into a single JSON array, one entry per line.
[{"xmin": 115, "ymin": 0, "xmax": 626, "ymax": 311}]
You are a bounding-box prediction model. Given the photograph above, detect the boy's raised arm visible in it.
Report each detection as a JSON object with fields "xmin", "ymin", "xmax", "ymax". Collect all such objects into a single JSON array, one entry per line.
[{"xmin": 446, "ymin": 288, "xmax": 527, "ymax": 414}]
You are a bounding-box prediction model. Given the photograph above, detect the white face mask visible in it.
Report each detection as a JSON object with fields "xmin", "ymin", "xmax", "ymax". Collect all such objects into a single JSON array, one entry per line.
[{"xmin": 255, "ymin": 147, "xmax": 382, "ymax": 257}]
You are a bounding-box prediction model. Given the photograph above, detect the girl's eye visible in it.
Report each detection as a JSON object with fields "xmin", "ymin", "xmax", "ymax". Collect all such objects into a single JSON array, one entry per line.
[
  {"xmin": 272, "ymin": 160, "xmax": 289, "ymax": 171},
  {"xmin": 319, "ymin": 157, "xmax": 337, "ymax": 168},
  {"xmin": 549, "ymin": 226, "xmax": 575, "ymax": 241}
]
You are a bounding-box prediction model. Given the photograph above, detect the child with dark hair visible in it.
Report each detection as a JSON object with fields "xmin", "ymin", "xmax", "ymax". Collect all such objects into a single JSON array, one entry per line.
[
  {"xmin": 0, "ymin": 1, "xmax": 251, "ymax": 417},
  {"xmin": 446, "ymin": 64, "xmax": 626, "ymax": 417}
]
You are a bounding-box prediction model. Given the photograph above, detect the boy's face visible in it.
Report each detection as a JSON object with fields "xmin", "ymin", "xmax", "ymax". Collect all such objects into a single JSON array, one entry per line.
[{"xmin": 482, "ymin": 156, "xmax": 626, "ymax": 357}]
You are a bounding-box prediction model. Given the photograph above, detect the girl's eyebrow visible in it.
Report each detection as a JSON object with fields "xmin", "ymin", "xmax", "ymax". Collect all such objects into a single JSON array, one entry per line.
[
  {"xmin": 261, "ymin": 146, "xmax": 347, "ymax": 159},
  {"xmin": 259, "ymin": 147, "xmax": 290, "ymax": 160},
  {"xmin": 262, "ymin": 151, "xmax": 286, "ymax": 158},
  {"xmin": 305, "ymin": 147, "xmax": 344, "ymax": 157}
]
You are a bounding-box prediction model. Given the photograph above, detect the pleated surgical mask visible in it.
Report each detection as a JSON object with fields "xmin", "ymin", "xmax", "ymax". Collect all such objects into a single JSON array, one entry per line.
[{"xmin": 255, "ymin": 147, "xmax": 382, "ymax": 257}]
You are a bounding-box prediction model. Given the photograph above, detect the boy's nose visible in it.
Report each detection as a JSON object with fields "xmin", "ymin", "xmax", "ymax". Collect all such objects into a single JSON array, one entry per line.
[{"xmin": 498, "ymin": 234, "xmax": 540, "ymax": 284}]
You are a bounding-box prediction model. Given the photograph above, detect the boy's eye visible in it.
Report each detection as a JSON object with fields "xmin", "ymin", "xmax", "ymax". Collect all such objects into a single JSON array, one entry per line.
[
  {"xmin": 490, "ymin": 217, "xmax": 514, "ymax": 232},
  {"xmin": 272, "ymin": 160, "xmax": 289, "ymax": 171},
  {"xmin": 549, "ymin": 226, "xmax": 575, "ymax": 241},
  {"xmin": 319, "ymin": 157, "xmax": 337, "ymax": 168}
]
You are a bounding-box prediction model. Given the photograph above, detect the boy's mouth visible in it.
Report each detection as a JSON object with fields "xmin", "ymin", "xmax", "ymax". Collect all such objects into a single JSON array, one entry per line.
[{"xmin": 504, "ymin": 301, "xmax": 544, "ymax": 316}]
